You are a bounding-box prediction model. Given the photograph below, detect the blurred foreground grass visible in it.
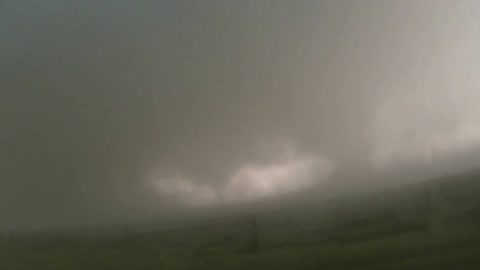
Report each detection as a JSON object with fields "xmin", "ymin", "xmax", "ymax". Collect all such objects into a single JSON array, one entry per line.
[
  {"xmin": 2, "ymin": 170, "xmax": 480, "ymax": 269},
  {"xmin": 2, "ymin": 228, "xmax": 480, "ymax": 270}
]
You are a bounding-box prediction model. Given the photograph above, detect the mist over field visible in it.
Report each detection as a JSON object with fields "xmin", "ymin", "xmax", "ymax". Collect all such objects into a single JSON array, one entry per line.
[{"xmin": 2, "ymin": 0, "xmax": 480, "ymax": 234}]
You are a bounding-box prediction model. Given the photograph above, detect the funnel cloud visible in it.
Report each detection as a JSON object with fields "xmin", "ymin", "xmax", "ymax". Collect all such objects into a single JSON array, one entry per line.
[{"xmin": 149, "ymin": 140, "xmax": 334, "ymax": 206}]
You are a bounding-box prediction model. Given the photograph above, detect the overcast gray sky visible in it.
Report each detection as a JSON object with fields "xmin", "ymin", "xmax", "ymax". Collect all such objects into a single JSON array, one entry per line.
[{"xmin": 1, "ymin": 0, "xmax": 480, "ymax": 229}]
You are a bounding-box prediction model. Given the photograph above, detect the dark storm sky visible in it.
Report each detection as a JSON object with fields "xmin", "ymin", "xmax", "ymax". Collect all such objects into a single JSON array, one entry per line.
[{"xmin": 1, "ymin": 1, "xmax": 480, "ymax": 229}]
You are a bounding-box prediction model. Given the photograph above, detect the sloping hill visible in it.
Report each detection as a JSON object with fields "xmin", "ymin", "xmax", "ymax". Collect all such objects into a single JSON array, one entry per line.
[{"xmin": 2, "ymin": 169, "xmax": 480, "ymax": 269}]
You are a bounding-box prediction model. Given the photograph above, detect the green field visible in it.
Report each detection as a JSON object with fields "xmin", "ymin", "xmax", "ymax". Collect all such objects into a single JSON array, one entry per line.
[{"xmin": 2, "ymin": 170, "xmax": 480, "ymax": 269}]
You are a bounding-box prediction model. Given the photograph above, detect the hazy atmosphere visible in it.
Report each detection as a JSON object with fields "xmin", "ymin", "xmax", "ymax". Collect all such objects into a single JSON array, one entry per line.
[{"xmin": 2, "ymin": 0, "xmax": 480, "ymax": 230}]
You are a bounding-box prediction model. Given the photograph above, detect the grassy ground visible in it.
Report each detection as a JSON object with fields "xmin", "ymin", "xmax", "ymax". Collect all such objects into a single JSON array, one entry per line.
[
  {"xmin": 2, "ymin": 171, "xmax": 480, "ymax": 269},
  {"xmin": 2, "ymin": 229, "xmax": 480, "ymax": 270}
]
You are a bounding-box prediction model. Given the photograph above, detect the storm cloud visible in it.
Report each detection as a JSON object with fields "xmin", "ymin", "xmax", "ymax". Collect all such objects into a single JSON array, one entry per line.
[{"xmin": 1, "ymin": 0, "xmax": 480, "ymax": 229}]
